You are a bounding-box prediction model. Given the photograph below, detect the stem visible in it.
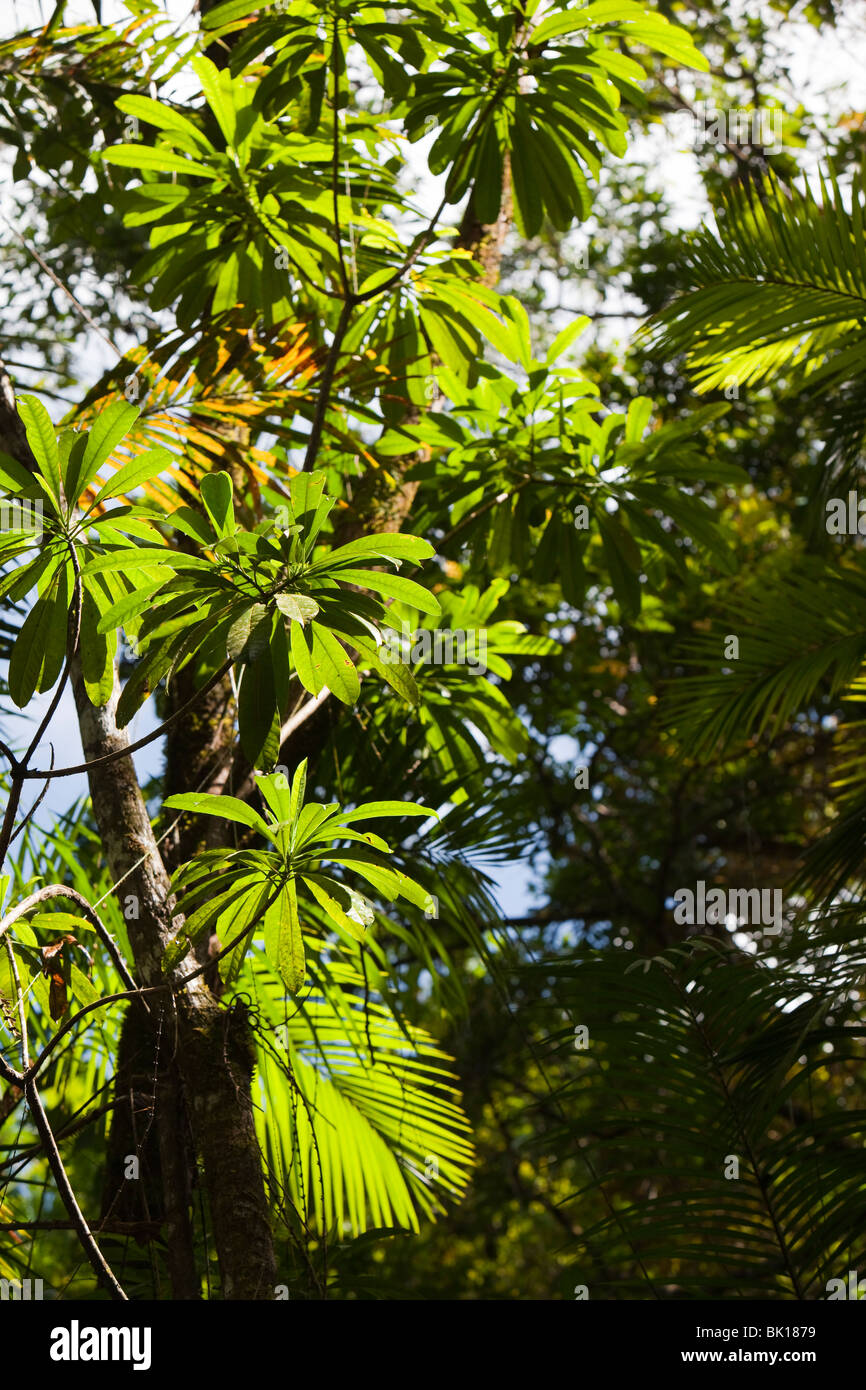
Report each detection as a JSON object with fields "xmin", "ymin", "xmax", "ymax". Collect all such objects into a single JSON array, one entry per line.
[
  {"xmin": 302, "ymin": 298, "xmax": 354, "ymax": 472},
  {"xmin": 24, "ymin": 986, "xmax": 167, "ymax": 1083}
]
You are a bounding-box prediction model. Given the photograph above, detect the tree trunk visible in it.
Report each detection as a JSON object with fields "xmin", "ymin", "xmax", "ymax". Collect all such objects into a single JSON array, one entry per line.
[
  {"xmin": 0, "ymin": 366, "xmax": 277, "ymax": 1300},
  {"xmin": 70, "ymin": 661, "xmax": 277, "ymax": 1301}
]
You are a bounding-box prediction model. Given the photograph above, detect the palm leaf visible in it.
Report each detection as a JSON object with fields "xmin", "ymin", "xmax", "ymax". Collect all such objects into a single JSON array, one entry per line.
[
  {"xmin": 647, "ymin": 171, "xmax": 866, "ymax": 460},
  {"xmin": 528, "ymin": 938, "xmax": 866, "ymax": 1298},
  {"xmin": 245, "ymin": 951, "xmax": 475, "ymax": 1238}
]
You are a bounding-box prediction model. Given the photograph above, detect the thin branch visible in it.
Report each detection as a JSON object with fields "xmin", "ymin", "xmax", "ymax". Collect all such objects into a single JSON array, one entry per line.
[
  {"xmin": 280, "ymin": 686, "xmax": 332, "ymax": 742},
  {"xmin": 3, "ymin": 936, "xmax": 127, "ymax": 1299},
  {"xmin": 0, "ymin": 1053, "xmax": 22, "ymax": 1086},
  {"xmin": 0, "ymin": 739, "xmax": 21, "ymax": 773},
  {"xmin": 0, "ymin": 1219, "xmax": 163, "ymax": 1237},
  {"xmin": 22, "ymin": 656, "xmax": 233, "ymax": 780},
  {"xmin": 0, "ymin": 212, "xmax": 123, "ymax": 360},
  {"xmin": 0, "ymin": 884, "xmax": 139, "ymax": 996},
  {"xmin": 330, "ymin": 13, "xmax": 351, "ymax": 299},
  {"xmin": 302, "ymin": 298, "xmax": 354, "ymax": 472},
  {"xmin": 24, "ymin": 1074, "xmax": 129, "ymax": 1299},
  {"xmin": 23, "ymin": 986, "xmax": 167, "ymax": 1084},
  {"xmin": 8, "ymin": 751, "xmax": 54, "ymax": 847}
]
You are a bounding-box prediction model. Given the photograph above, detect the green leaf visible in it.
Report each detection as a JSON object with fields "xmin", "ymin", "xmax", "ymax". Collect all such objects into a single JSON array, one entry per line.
[
  {"xmin": 164, "ymin": 792, "xmax": 274, "ymax": 839},
  {"xmin": 284, "ymin": 757, "xmax": 305, "ymax": 829},
  {"xmin": 546, "ymin": 315, "xmax": 590, "ymax": 365},
  {"xmin": 301, "ymin": 873, "xmax": 368, "ymax": 943},
  {"xmin": 191, "ymin": 52, "xmax": 240, "ymax": 149},
  {"xmin": 80, "ymin": 400, "xmax": 141, "ymax": 496},
  {"xmin": 28, "ymin": 912, "xmax": 95, "ymax": 934},
  {"xmin": 238, "ymin": 646, "xmax": 280, "ymax": 766},
  {"xmin": 82, "ymin": 549, "xmax": 208, "ymax": 575},
  {"xmin": 79, "ymin": 586, "xmax": 115, "ymax": 707},
  {"xmin": 275, "ymin": 592, "xmax": 319, "ymax": 625},
  {"xmin": 17, "ymin": 396, "xmax": 60, "ymax": 505},
  {"xmin": 290, "ymin": 617, "xmax": 319, "ymax": 695},
  {"xmin": 264, "ymin": 880, "xmax": 306, "ymax": 993},
  {"xmin": 313, "ymin": 532, "xmax": 435, "ymax": 571},
  {"xmin": 310, "ymin": 622, "xmax": 360, "ymax": 705},
  {"xmin": 333, "ymin": 801, "xmax": 434, "ymax": 824},
  {"xmin": 92, "ymin": 446, "xmax": 171, "ymax": 504},
  {"xmin": 70, "ymin": 963, "xmax": 100, "ymax": 1008},
  {"xmin": 353, "ymin": 634, "xmax": 419, "ymax": 707},
  {"xmin": 0, "ymin": 448, "xmax": 37, "ymax": 493},
  {"xmin": 94, "ymin": 580, "xmax": 166, "ymax": 635},
  {"xmin": 115, "ymin": 95, "xmax": 216, "ymax": 155},
  {"xmin": 8, "ymin": 565, "xmax": 70, "ymax": 706},
  {"xmin": 101, "ymin": 145, "xmax": 214, "ymax": 178},
  {"xmin": 200, "ymin": 470, "xmax": 236, "ymax": 537},
  {"xmin": 334, "ymin": 569, "xmax": 440, "ymax": 616}
]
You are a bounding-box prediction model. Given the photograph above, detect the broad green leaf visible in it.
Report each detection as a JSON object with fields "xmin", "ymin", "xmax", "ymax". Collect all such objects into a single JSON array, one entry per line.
[
  {"xmin": 200, "ymin": 470, "xmax": 236, "ymax": 537},
  {"xmin": 289, "ymin": 758, "xmax": 307, "ymax": 842},
  {"xmin": 28, "ymin": 912, "xmax": 95, "ymax": 934},
  {"xmin": 8, "ymin": 565, "xmax": 70, "ymax": 706},
  {"xmin": 317, "ymin": 532, "xmax": 435, "ymax": 571},
  {"xmin": 192, "ymin": 54, "xmax": 237, "ymax": 147},
  {"xmin": 310, "ymin": 623, "xmax": 360, "ymax": 705},
  {"xmin": 115, "ymin": 95, "xmax": 216, "ymax": 155},
  {"xmin": 18, "ymin": 396, "xmax": 60, "ymax": 505},
  {"xmin": 546, "ymin": 316, "xmax": 591, "ymax": 365},
  {"xmin": 79, "ymin": 586, "xmax": 115, "ymax": 707},
  {"xmin": 82, "ymin": 549, "xmax": 209, "ymax": 574},
  {"xmin": 333, "ymin": 569, "xmax": 441, "ymax": 616},
  {"xmin": 80, "ymin": 400, "xmax": 141, "ymax": 497},
  {"xmin": 264, "ymin": 880, "xmax": 306, "ymax": 993},
  {"xmin": 238, "ymin": 646, "xmax": 280, "ymax": 766},
  {"xmin": 275, "ymin": 592, "xmax": 319, "ymax": 625},
  {"xmin": 164, "ymin": 792, "xmax": 274, "ymax": 840},
  {"xmin": 301, "ymin": 874, "xmax": 368, "ymax": 943},
  {"xmin": 102, "ymin": 145, "xmax": 215, "ymax": 178},
  {"xmin": 92, "ymin": 446, "xmax": 171, "ymax": 504}
]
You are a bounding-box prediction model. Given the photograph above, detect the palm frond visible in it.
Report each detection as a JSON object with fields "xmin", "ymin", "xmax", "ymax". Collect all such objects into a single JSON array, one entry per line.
[
  {"xmin": 245, "ymin": 951, "xmax": 475, "ymax": 1239},
  {"xmin": 66, "ymin": 319, "xmax": 320, "ymax": 511},
  {"xmin": 647, "ymin": 172, "xmax": 866, "ymax": 456},
  {"xmin": 665, "ymin": 561, "xmax": 866, "ymax": 758},
  {"xmin": 528, "ymin": 938, "xmax": 866, "ymax": 1298}
]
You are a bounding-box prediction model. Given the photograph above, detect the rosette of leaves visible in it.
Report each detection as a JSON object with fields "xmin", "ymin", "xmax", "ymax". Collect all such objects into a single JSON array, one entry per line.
[
  {"xmin": 0, "ymin": 396, "xmax": 172, "ymax": 708},
  {"xmin": 163, "ymin": 760, "xmax": 435, "ymax": 988},
  {"xmin": 83, "ymin": 468, "xmax": 440, "ymax": 766}
]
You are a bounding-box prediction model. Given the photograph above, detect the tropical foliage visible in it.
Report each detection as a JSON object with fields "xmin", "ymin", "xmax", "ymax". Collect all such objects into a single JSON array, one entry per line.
[{"xmin": 0, "ymin": 0, "xmax": 864, "ymax": 1306}]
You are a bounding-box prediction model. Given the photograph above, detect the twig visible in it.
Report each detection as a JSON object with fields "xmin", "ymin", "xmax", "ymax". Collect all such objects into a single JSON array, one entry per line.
[
  {"xmin": 3, "ymin": 937, "xmax": 128, "ymax": 1299},
  {"xmin": 24, "ymin": 1074, "xmax": 129, "ymax": 1299},
  {"xmin": 22, "ymin": 656, "xmax": 233, "ymax": 780},
  {"xmin": 301, "ymin": 298, "xmax": 354, "ymax": 472},
  {"xmin": 24, "ymin": 986, "xmax": 167, "ymax": 1083},
  {"xmin": 0, "ymin": 1219, "xmax": 163, "ymax": 1237},
  {"xmin": 0, "ymin": 884, "xmax": 139, "ymax": 996}
]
